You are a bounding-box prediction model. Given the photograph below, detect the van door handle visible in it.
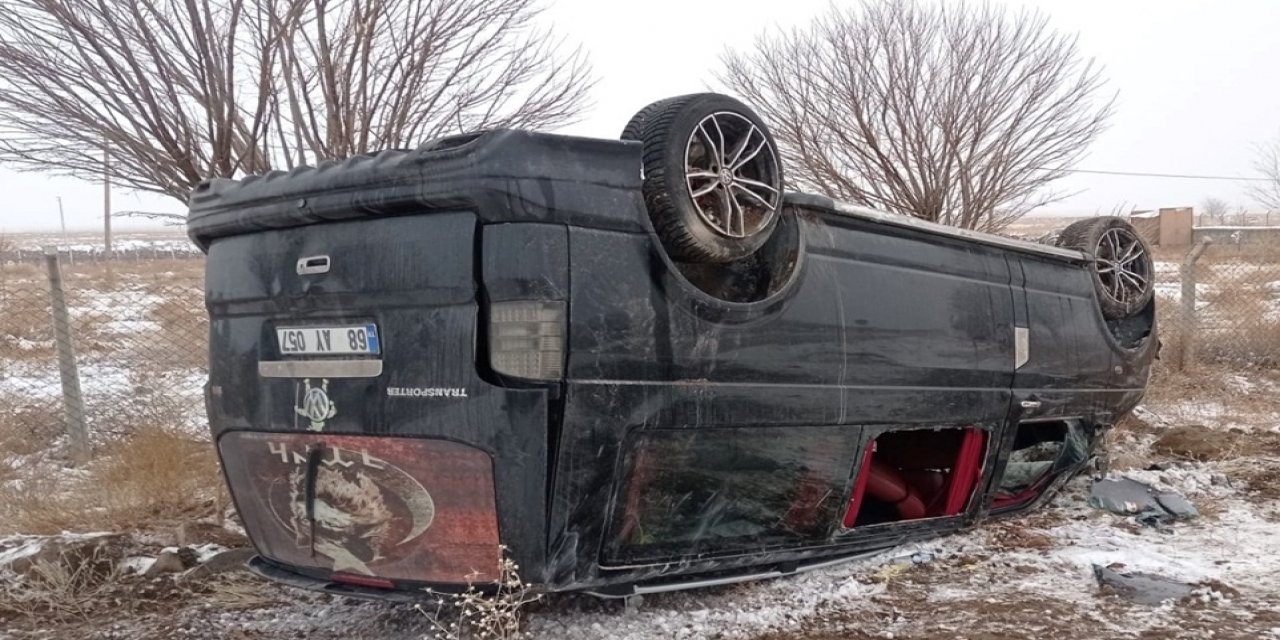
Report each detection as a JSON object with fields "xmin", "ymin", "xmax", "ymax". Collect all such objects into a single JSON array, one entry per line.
[
  {"xmin": 297, "ymin": 255, "xmax": 330, "ymax": 275},
  {"xmin": 1020, "ymin": 399, "xmax": 1042, "ymax": 409}
]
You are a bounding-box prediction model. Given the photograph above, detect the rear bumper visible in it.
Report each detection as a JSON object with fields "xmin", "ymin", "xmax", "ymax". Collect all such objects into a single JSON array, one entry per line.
[{"xmin": 247, "ymin": 555, "xmax": 425, "ymax": 603}]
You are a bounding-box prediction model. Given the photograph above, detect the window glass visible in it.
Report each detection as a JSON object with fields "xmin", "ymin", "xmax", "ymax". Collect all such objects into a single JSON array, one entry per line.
[{"xmin": 605, "ymin": 426, "xmax": 859, "ymax": 563}]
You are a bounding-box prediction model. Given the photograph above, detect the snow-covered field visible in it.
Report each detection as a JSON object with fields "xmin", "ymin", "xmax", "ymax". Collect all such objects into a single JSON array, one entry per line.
[
  {"xmin": 3, "ymin": 230, "xmax": 201, "ymax": 257},
  {"xmin": 0, "ymin": 256, "xmax": 208, "ymax": 438}
]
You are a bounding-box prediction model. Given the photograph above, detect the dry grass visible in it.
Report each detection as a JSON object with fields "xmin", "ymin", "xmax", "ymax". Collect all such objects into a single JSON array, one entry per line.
[
  {"xmin": 1152, "ymin": 293, "xmax": 1187, "ymax": 373},
  {"xmin": 1150, "ymin": 248, "xmax": 1280, "ymax": 370},
  {"xmin": 0, "ymin": 261, "xmax": 41, "ymax": 284},
  {"xmin": 1187, "ymin": 256, "xmax": 1280, "ymax": 366},
  {"xmin": 1177, "ymin": 314, "xmax": 1277, "ymax": 368},
  {"xmin": 0, "ymin": 255, "xmax": 221, "ymax": 534},
  {"xmin": 1142, "ymin": 362, "xmax": 1277, "ymax": 417},
  {"xmin": 985, "ymin": 523, "xmax": 1054, "ymax": 552},
  {"xmin": 93, "ymin": 427, "xmax": 224, "ymax": 526},
  {"xmin": 0, "ymin": 425, "xmax": 225, "ymax": 535},
  {"xmin": 0, "ymin": 539, "xmax": 128, "ymax": 622},
  {"xmin": 1237, "ymin": 462, "xmax": 1280, "ymax": 502},
  {"xmin": 1102, "ymin": 412, "xmax": 1159, "ymax": 472},
  {"xmin": 1152, "ymin": 425, "xmax": 1231, "ymax": 462},
  {"xmin": 0, "ymin": 288, "xmax": 54, "ymax": 361},
  {"xmin": 58, "ymin": 258, "xmax": 203, "ymax": 290},
  {"xmin": 0, "ymin": 397, "xmax": 64, "ymax": 457},
  {"xmin": 151, "ymin": 294, "xmax": 204, "ymax": 331},
  {"xmin": 147, "ymin": 294, "xmax": 209, "ymax": 369}
]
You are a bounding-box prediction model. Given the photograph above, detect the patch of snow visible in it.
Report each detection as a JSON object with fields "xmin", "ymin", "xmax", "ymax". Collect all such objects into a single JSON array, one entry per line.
[
  {"xmin": 32, "ymin": 239, "xmax": 201, "ymax": 254},
  {"xmin": 1120, "ymin": 466, "xmax": 1222, "ymax": 496},
  {"xmin": 68, "ymin": 290, "xmax": 166, "ymax": 322},
  {"xmin": 101, "ymin": 319, "xmax": 164, "ymax": 334},
  {"xmin": 1053, "ymin": 503, "xmax": 1280, "ymax": 590},
  {"xmin": 1152, "ymin": 400, "xmax": 1229, "ymax": 426},
  {"xmin": 123, "ymin": 555, "xmax": 157, "ymax": 575},
  {"xmin": 7, "ymin": 338, "xmax": 54, "ymax": 351},
  {"xmin": 0, "ymin": 537, "xmax": 45, "ymax": 569},
  {"xmin": 194, "ymin": 543, "xmax": 227, "ymax": 563},
  {"xmin": 0, "ymin": 362, "xmax": 206, "ymax": 415}
]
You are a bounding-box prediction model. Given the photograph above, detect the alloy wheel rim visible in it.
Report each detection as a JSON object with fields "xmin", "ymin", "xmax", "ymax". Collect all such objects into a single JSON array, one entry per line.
[
  {"xmin": 1095, "ymin": 227, "xmax": 1150, "ymax": 306},
  {"xmin": 683, "ymin": 112, "xmax": 781, "ymax": 238}
]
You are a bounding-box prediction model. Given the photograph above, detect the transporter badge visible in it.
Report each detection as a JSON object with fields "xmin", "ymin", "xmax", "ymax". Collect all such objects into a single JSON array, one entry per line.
[{"xmin": 295, "ymin": 378, "xmax": 337, "ymax": 431}]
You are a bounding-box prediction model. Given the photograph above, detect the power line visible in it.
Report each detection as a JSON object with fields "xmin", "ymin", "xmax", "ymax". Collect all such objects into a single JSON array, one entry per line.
[{"xmin": 1052, "ymin": 167, "xmax": 1273, "ymax": 182}]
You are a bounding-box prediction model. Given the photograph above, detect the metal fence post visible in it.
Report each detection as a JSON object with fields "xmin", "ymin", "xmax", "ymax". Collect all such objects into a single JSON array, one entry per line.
[
  {"xmin": 1179, "ymin": 238, "xmax": 1213, "ymax": 371},
  {"xmin": 43, "ymin": 246, "xmax": 89, "ymax": 461}
]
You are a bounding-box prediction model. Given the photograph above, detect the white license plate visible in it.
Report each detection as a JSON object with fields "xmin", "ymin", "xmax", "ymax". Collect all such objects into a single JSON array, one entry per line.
[{"xmin": 277, "ymin": 324, "xmax": 380, "ymax": 356}]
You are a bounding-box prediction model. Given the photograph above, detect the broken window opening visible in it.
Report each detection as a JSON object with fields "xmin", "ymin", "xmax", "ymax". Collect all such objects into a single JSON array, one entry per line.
[
  {"xmin": 992, "ymin": 419, "xmax": 1089, "ymax": 511},
  {"xmin": 841, "ymin": 427, "xmax": 988, "ymax": 528}
]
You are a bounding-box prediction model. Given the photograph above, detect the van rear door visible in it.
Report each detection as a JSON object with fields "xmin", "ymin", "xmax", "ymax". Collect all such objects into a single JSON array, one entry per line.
[{"xmin": 201, "ymin": 211, "xmax": 550, "ymax": 587}]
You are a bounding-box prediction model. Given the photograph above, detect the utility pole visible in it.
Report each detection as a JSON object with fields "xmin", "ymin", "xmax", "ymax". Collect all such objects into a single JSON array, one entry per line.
[
  {"xmin": 56, "ymin": 196, "xmax": 67, "ymax": 246},
  {"xmin": 103, "ymin": 144, "xmax": 112, "ymax": 253}
]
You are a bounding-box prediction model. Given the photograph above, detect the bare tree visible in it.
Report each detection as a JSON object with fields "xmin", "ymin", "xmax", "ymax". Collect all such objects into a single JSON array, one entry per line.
[
  {"xmin": 0, "ymin": 0, "xmax": 594, "ymax": 203},
  {"xmin": 716, "ymin": 0, "xmax": 1114, "ymax": 231},
  {"xmin": 1247, "ymin": 135, "xmax": 1280, "ymax": 213},
  {"xmin": 1199, "ymin": 197, "xmax": 1230, "ymax": 226}
]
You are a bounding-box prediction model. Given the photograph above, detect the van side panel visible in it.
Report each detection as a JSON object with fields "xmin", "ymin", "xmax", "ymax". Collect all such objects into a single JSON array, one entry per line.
[
  {"xmin": 1012, "ymin": 253, "xmax": 1156, "ymax": 420},
  {"xmin": 547, "ymin": 210, "xmax": 1017, "ymax": 585}
]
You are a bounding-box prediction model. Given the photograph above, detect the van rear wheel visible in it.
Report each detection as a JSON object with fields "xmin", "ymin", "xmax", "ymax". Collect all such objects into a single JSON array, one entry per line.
[
  {"xmin": 1055, "ymin": 217, "xmax": 1155, "ymax": 319},
  {"xmin": 623, "ymin": 93, "xmax": 784, "ymax": 263}
]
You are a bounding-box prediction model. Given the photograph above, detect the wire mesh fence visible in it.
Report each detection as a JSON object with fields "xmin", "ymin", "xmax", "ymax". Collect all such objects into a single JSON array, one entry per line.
[
  {"xmin": 1, "ymin": 242, "xmax": 1278, "ymax": 454},
  {"xmin": 1152, "ymin": 242, "xmax": 1280, "ymax": 371},
  {"xmin": 1, "ymin": 252, "xmax": 207, "ymax": 451}
]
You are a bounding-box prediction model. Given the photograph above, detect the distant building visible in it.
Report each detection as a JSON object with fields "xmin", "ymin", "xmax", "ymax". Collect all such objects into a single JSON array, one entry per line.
[
  {"xmin": 1129, "ymin": 207, "xmax": 1278, "ymax": 247},
  {"xmin": 1129, "ymin": 207, "xmax": 1192, "ymax": 247}
]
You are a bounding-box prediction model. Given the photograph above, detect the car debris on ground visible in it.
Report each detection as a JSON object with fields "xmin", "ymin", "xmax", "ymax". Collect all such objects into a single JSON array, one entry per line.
[{"xmin": 1088, "ymin": 476, "xmax": 1201, "ymax": 528}]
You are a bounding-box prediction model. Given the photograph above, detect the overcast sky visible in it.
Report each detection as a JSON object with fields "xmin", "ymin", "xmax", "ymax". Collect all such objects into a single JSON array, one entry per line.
[{"xmin": 2, "ymin": 0, "xmax": 1279, "ymax": 233}]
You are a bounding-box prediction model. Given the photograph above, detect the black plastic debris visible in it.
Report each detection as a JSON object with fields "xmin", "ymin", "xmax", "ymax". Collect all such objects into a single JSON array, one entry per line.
[
  {"xmin": 1155, "ymin": 492, "xmax": 1200, "ymax": 520},
  {"xmin": 1093, "ymin": 564, "xmax": 1195, "ymax": 605},
  {"xmin": 1088, "ymin": 477, "xmax": 1200, "ymax": 527}
]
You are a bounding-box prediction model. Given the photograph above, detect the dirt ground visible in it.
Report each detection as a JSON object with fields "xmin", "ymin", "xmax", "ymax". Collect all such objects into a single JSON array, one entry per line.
[{"xmin": 3, "ymin": 371, "xmax": 1279, "ymax": 640}]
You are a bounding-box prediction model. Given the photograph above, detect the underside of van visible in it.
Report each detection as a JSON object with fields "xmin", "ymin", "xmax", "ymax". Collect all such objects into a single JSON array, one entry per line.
[{"xmin": 187, "ymin": 93, "xmax": 1156, "ymax": 599}]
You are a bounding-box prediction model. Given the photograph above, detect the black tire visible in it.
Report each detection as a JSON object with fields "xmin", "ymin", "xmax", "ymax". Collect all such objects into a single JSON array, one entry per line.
[
  {"xmin": 620, "ymin": 96, "xmax": 677, "ymax": 141},
  {"xmin": 1055, "ymin": 216, "xmax": 1155, "ymax": 319},
  {"xmin": 623, "ymin": 93, "xmax": 784, "ymax": 263}
]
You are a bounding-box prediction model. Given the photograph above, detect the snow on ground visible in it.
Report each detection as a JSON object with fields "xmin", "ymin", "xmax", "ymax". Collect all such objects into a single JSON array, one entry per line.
[
  {"xmin": 67, "ymin": 290, "xmax": 167, "ymax": 320},
  {"xmin": 16, "ymin": 464, "xmax": 1270, "ymax": 640},
  {"xmin": 2, "ymin": 368, "xmax": 1277, "ymax": 639},
  {"xmin": 1152, "ymin": 282, "xmax": 1214, "ymax": 306},
  {"xmin": 1, "ymin": 271, "xmax": 208, "ymax": 432},
  {"xmin": 8, "ymin": 445, "xmax": 1273, "ymax": 639},
  {"xmin": 7, "ymin": 231, "xmax": 200, "ymax": 256},
  {"xmin": 0, "ymin": 539, "xmax": 45, "ymax": 571},
  {"xmin": 0, "ymin": 361, "xmax": 204, "ymax": 401}
]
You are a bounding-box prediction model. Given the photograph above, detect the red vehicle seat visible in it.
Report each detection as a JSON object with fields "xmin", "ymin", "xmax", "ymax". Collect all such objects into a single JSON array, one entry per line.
[{"xmin": 864, "ymin": 459, "xmax": 929, "ymax": 520}]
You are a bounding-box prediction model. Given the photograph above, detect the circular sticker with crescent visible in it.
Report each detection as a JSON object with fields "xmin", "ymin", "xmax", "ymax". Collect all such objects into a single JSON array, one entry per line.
[{"xmin": 267, "ymin": 447, "xmax": 435, "ymax": 575}]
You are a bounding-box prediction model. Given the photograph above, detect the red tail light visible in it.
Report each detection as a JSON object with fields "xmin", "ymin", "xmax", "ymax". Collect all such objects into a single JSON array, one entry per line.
[{"xmin": 331, "ymin": 573, "xmax": 396, "ymax": 590}]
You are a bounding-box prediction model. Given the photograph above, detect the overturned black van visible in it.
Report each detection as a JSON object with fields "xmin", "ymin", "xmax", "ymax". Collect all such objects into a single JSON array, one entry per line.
[{"xmin": 187, "ymin": 93, "xmax": 1157, "ymax": 600}]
